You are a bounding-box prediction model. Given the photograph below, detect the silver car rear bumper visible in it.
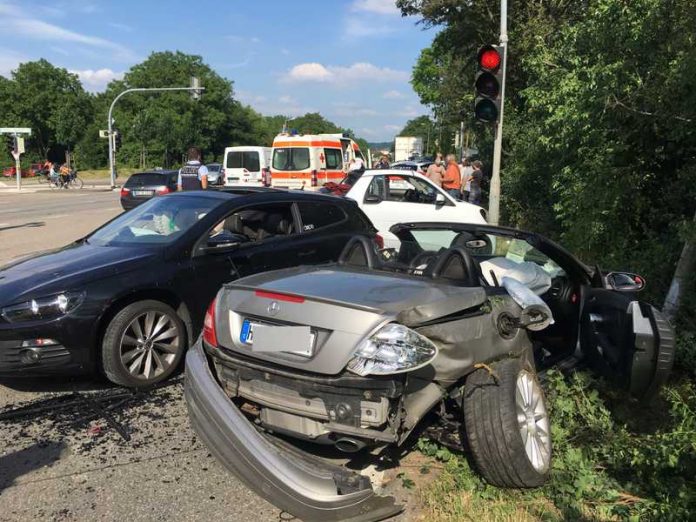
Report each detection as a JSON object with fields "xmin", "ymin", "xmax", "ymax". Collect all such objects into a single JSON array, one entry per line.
[{"xmin": 184, "ymin": 339, "xmax": 402, "ymax": 522}]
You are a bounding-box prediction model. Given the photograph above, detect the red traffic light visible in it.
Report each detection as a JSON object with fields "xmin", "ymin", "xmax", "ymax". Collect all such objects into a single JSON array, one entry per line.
[{"xmin": 478, "ymin": 46, "xmax": 501, "ymax": 72}]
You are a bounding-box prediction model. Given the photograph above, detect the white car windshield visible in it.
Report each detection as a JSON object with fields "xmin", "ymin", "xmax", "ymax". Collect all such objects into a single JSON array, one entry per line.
[{"xmin": 88, "ymin": 196, "xmax": 217, "ymax": 247}]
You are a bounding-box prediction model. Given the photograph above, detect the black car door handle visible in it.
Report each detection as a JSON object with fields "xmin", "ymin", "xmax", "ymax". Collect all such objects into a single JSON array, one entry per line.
[{"xmin": 298, "ymin": 249, "xmax": 317, "ymax": 257}]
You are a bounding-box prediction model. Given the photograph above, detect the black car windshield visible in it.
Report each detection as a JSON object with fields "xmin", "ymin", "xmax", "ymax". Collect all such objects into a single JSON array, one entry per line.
[{"xmin": 88, "ymin": 196, "xmax": 218, "ymax": 247}]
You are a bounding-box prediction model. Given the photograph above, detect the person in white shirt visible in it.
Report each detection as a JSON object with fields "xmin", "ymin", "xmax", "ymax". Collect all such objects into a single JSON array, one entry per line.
[{"xmin": 459, "ymin": 158, "xmax": 474, "ymax": 202}]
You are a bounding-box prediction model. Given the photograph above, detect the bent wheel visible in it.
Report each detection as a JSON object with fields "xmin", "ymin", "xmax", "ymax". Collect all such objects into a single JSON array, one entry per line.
[
  {"xmin": 462, "ymin": 357, "xmax": 551, "ymax": 488},
  {"xmin": 101, "ymin": 300, "xmax": 186, "ymax": 387}
]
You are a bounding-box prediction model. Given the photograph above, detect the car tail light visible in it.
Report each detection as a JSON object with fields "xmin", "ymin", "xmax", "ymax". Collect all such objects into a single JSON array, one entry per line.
[
  {"xmin": 203, "ymin": 298, "xmax": 218, "ymax": 347},
  {"xmin": 120, "ymin": 187, "xmax": 130, "ymax": 197},
  {"xmin": 311, "ymin": 170, "xmax": 317, "ymax": 187},
  {"xmin": 155, "ymin": 186, "xmax": 170, "ymax": 195},
  {"xmin": 255, "ymin": 290, "xmax": 305, "ymax": 303},
  {"xmin": 374, "ymin": 233, "xmax": 384, "ymax": 249},
  {"xmin": 262, "ymin": 168, "xmax": 271, "ymax": 186}
]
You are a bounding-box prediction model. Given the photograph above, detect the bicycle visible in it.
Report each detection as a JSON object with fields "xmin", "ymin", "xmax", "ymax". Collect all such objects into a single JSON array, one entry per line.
[{"xmin": 49, "ymin": 170, "xmax": 84, "ymax": 190}]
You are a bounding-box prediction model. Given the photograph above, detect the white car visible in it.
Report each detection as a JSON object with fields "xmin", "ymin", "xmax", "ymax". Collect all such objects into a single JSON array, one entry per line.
[{"xmin": 344, "ymin": 169, "xmax": 487, "ymax": 247}]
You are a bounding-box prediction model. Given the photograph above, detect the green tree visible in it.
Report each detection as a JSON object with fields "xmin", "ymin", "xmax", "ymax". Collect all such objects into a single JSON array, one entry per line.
[{"xmin": 0, "ymin": 59, "xmax": 94, "ymax": 162}]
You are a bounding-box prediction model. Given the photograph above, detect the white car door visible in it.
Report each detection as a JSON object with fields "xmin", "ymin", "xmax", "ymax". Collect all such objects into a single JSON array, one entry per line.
[{"xmin": 358, "ymin": 173, "xmax": 471, "ymax": 247}]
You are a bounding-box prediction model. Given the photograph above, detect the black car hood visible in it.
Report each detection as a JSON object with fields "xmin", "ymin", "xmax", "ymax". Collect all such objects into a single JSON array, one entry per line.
[{"xmin": 0, "ymin": 242, "xmax": 160, "ymax": 305}]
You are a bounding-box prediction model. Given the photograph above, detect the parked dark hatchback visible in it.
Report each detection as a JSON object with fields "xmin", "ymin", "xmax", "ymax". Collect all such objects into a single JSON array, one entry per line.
[
  {"xmin": 0, "ymin": 190, "xmax": 377, "ymax": 387},
  {"xmin": 120, "ymin": 170, "xmax": 179, "ymax": 210}
]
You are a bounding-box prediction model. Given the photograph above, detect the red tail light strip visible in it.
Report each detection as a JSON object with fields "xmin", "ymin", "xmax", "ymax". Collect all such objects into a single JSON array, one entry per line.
[{"xmin": 254, "ymin": 290, "xmax": 305, "ymax": 303}]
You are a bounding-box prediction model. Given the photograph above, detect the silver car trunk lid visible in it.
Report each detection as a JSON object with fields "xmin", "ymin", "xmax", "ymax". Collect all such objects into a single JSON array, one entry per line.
[{"xmin": 215, "ymin": 266, "xmax": 487, "ymax": 375}]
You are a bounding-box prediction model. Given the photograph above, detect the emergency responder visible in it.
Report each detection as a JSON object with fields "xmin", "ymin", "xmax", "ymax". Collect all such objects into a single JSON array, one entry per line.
[{"xmin": 177, "ymin": 147, "xmax": 209, "ymax": 191}]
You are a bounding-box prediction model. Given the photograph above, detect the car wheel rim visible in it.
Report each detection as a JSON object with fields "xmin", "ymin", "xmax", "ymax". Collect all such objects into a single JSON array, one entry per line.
[
  {"xmin": 515, "ymin": 370, "xmax": 551, "ymax": 473},
  {"xmin": 120, "ymin": 311, "xmax": 180, "ymax": 381}
]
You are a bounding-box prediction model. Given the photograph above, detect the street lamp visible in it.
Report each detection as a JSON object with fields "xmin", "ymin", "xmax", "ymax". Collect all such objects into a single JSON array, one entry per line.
[{"xmin": 107, "ymin": 77, "xmax": 204, "ymax": 188}]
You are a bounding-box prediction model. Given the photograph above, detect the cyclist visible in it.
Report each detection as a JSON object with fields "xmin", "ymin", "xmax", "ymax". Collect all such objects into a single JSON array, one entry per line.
[{"xmin": 59, "ymin": 164, "xmax": 71, "ymax": 188}]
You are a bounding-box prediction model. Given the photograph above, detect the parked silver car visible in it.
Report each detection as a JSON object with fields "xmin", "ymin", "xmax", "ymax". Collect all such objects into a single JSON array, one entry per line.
[
  {"xmin": 185, "ymin": 222, "xmax": 674, "ymax": 522},
  {"xmin": 205, "ymin": 163, "xmax": 224, "ymax": 185}
]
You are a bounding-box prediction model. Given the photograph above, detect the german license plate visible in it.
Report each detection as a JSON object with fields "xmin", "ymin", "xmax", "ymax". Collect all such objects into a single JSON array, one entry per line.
[
  {"xmin": 240, "ymin": 320, "xmax": 315, "ymax": 357},
  {"xmin": 133, "ymin": 190, "xmax": 153, "ymax": 197}
]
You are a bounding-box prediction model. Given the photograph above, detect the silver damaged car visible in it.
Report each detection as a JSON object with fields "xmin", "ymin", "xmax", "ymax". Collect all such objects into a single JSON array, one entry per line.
[{"xmin": 184, "ymin": 222, "xmax": 674, "ymax": 522}]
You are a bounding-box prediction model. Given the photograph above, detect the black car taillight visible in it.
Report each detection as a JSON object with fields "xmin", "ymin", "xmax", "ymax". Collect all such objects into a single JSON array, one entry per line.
[
  {"xmin": 374, "ymin": 233, "xmax": 384, "ymax": 249},
  {"xmin": 120, "ymin": 187, "xmax": 130, "ymax": 197},
  {"xmin": 203, "ymin": 298, "xmax": 218, "ymax": 347}
]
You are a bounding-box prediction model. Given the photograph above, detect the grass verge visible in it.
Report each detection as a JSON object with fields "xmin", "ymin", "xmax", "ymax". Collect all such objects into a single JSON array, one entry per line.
[{"xmin": 416, "ymin": 336, "xmax": 696, "ymax": 521}]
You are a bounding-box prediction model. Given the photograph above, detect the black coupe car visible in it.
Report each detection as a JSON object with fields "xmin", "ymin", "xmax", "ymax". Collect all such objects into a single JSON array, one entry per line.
[{"xmin": 0, "ymin": 190, "xmax": 377, "ymax": 387}]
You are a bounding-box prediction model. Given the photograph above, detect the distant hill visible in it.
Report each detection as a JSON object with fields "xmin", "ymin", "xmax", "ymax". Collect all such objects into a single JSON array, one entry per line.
[{"xmin": 367, "ymin": 141, "xmax": 393, "ymax": 151}]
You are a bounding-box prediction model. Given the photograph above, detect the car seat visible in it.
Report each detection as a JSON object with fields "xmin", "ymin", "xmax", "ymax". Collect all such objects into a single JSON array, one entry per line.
[
  {"xmin": 427, "ymin": 247, "xmax": 483, "ymax": 287},
  {"xmin": 338, "ymin": 236, "xmax": 380, "ymax": 269}
]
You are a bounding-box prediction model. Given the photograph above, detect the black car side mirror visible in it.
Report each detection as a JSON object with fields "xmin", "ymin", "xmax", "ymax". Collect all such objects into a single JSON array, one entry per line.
[
  {"xmin": 364, "ymin": 194, "xmax": 382, "ymax": 204},
  {"xmin": 204, "ymin": 231, "xmax": 249, "ymax": 252},
  {"xmin": 606, "ymin": 272, "xmax": 645, "ymax": 292}
]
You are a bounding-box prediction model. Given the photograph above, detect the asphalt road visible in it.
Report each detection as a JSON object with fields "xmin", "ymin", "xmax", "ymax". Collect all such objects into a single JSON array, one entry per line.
[
  {"xmin": 0, "ymin": 190, "xmax": 422, "ymax": 522},
  {"xmin": 0, "ymin": 189, "xmax": 123, "ymax": 266}
]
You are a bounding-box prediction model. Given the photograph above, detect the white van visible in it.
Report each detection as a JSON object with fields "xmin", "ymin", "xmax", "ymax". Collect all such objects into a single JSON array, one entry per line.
[{"xmin": 223, "ymin": 146, "xmax": 272, "ymax": 187}]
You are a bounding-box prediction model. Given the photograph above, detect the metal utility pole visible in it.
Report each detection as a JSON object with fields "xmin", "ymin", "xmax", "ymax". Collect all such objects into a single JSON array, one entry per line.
[
  {"xmin": 107, "ymin": 79, "xmax": 204, "ymax": 188},
  {"xmin": 1, "ymin": 127, "xmax": 31, "ymax": 190},
  {"xmin": 488, "ymin": 0, "xmax": 508, "ymax": 225}
]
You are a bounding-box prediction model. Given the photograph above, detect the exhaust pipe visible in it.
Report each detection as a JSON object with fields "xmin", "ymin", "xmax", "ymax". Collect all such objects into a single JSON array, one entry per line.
[{"xmin": 335, "ymin": 438, "xmax": 366, "ymax": 453}]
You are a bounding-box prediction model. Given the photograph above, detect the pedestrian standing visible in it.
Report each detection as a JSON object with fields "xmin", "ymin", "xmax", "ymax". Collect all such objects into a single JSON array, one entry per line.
[
  {"xmin": 459, "ymin": 158, "xmax": 473, "ymax": 202},
  {"xmin": 469, "ymin": 160, "xmax": 484, "ymax": 205},
  {"xmin": 376, "ymin": 155, "xmax": 390, "ymax": 169},
  {"xmin": 442, "ymin": 154, "xmax": 462, "ymax": 200},
  {"xmin": 177, "ymin": 147, "xmax": 209, "ymax": 191},
  {"xmin": 425, "ymin": 158, "xmax": 445, "ymax": 187}
]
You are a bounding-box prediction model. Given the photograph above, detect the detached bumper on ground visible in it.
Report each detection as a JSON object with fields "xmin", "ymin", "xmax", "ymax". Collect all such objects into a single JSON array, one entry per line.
[{"xmin": 184, "ymin": 339, "xmax": 402, "ymax": 522}]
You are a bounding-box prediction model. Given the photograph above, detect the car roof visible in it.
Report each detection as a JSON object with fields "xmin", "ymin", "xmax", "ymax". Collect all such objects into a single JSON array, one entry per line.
[
  {"xmin": 359, "ymin": 169, "xmax": 425, "ymax": 177},
  {"xmin": 131, "ymin": 170, "xmax": 178, "ymax": 175},
  {"xmin": 171, "ymin": 188, "xmax": 359, "ymax": 206}
]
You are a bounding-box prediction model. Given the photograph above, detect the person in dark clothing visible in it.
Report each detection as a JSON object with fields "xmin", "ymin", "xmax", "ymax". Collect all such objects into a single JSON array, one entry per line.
[
  {"xmin": 469, "ymin": 160, "xmax": 484, "ymax": 205},
  {"xmin": 375, "ymin": 155, "xmax": 390, "ymax": 169},
  {"xmin": 177, "ymin": 147, "xmax": 209, "ymax": 191}
]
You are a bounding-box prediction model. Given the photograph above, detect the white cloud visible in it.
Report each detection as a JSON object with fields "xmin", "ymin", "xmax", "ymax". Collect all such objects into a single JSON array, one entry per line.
[
  {"xmin": 281, "ymin": 48, "xmax": 290, "ymax": 56},
  {"xmin": 283, "ymin": 62, "xmax": 408, "ymax": 84},
  {"xmin": 70, "ymin": 68, "xmax": 123, "ymax": 91},
  {"xmin": 350, "ymin": 0, "xmax": 400, "ymax": 15},
  {"xmin": 0, "ymin": 2, "xmax": 135, "ymax": 61},
  {"xmin": 383, "ymin": 89, "xmax": 404, "ymax": 99}
]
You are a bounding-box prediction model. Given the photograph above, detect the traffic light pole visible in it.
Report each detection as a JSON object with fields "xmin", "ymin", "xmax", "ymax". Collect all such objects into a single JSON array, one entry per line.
[
  {"xmin": 107, "ymin": 84, "xmax": 204, "ymax": 189},
  {"xmin": 488, "ymin": 0, "xmax": 508, "ymax": 225}
]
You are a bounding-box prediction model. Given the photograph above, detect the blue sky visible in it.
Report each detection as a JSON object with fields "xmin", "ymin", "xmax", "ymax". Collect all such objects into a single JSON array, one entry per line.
[{"xmin": 0, "ymin": 0, "xmax": 436, "ymax": 141}]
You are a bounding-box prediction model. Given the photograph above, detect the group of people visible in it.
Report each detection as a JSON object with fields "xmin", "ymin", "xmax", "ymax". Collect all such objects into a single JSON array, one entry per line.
[
  {"xmin": 425, "ymin": 155, "xmax": 483, "ymax": 205},
  {"xmin": 42, "ymin": 160, "xmax": 73, "ymax": 187}
]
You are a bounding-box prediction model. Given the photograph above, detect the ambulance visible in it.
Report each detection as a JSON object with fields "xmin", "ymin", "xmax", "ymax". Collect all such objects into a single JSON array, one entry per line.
[{"xmin": 270, "ymin": 133, "xmax": 366, "ymax": 190}]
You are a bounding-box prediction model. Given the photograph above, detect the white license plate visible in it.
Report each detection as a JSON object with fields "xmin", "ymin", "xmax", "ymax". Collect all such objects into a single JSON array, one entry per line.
[
  {"xmin": 240, "ymin": 320, "xmax": 315, "ymax": 357},
  {"xmin": 133, "ymin": 190, "xmax": 153, "ymax": 197}
]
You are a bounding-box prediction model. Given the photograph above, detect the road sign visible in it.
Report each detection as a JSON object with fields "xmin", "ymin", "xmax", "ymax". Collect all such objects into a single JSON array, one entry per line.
[
  {"xmin": 16, "ymin": 136, "xmax": 25, "ymax": 154},
  {"xmin": 0, "ymin": 127, "xmax": 32, "ymax": 135},
  {"xmin": 99, "ymin": 130, "xmax": 109, "ymax": 138}
]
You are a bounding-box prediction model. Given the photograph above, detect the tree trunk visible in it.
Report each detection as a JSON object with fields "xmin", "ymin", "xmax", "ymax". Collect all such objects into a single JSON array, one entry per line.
[{"xmin": 663, "ymin": 211, "xmax": 696, "ymax": 323}]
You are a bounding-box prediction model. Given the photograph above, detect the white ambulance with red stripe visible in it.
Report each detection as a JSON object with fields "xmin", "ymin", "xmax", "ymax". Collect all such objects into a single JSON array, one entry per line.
[{"xmin": 270, "ymin": 133, "xmax": 366, "ymax": 190}]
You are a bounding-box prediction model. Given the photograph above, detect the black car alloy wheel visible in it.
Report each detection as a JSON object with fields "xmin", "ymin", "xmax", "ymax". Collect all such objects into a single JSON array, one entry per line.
[
  {"xmin": 462, "ymin": 357, "xmax": 551, "ymax": 488},
  {"xmin": 101, "ymin": 300, "xmax": 186, "ymax": 387}
]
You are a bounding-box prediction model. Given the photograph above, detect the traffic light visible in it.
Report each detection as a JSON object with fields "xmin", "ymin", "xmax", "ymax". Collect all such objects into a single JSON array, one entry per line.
[
  {"xmin": 114, "ymin": 130, "xmax": 122, "ymax": 152},
  {"xmin": 474, "ymin": 45, "xmax": 505, "ymax": 123},
  {"xmin": 5, "ymin": 135, "xmax": 17, "ymax": 154}
]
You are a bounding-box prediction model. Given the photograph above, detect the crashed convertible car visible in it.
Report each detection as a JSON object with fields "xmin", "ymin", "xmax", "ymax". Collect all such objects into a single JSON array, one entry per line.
[{"xmin": 184, "ymin": 222, "xmax": 674, "ymax": 521}]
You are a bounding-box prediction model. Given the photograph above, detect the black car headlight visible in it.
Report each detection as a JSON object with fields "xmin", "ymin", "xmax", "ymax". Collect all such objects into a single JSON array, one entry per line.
[
  {"xmin": 347, "ymin": 323, "xmax": 438, "ymax": 376},
  {"xmin": 1, "ymin": 292, "xmax": 86, "ymax": 323}
]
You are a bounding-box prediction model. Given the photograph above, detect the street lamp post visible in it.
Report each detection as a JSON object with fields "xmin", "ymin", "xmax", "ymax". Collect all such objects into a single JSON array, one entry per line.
[{"xmin": 107, "ymin": 81, "xmax": 204, "ymax": 188}]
